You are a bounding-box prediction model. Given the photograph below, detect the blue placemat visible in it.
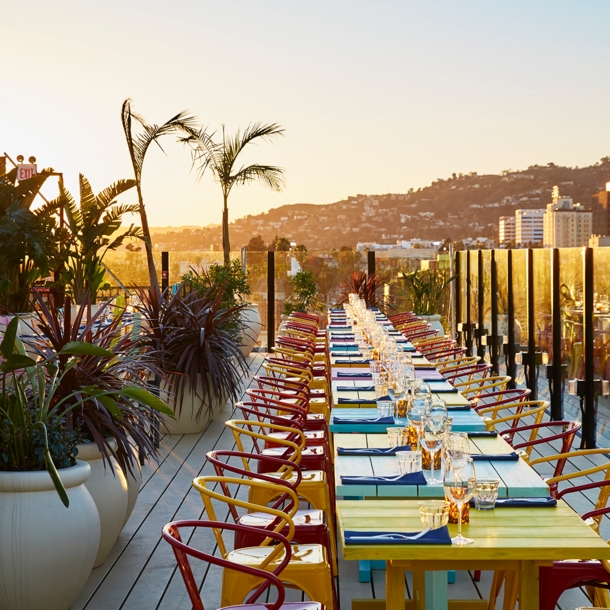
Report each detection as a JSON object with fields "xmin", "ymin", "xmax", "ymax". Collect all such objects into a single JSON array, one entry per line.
[
  {"xmin": 467, "ymin": 431, "xmax": 498, "ymax": 438},
  {"xmin": 471, "ymin": 452, "xmax": 519, "ymax": 461},
  {"xmin": 333, "ymin": 415, "xmax": 395, "ymax": 425},
  {"xmin": 337, "ymin": 397, "xmax": 378, "ymax": 405},
  {"xmin": 337, "ymin": 445, "xmax": 411, "ymax": 456},
  {"xmin": 335, "ymin": 359, "xmax": 371, "ymax": 365},
  {"xmin": 341, "ymin": 471, "xmax": 427, "ymax": 485},
  {"xmin": 336, "ymin": 372, "xmax": 372, "ymax": 378},
  {"xmin": 470, "ymin": 497, "xmax": 557, "ymax": 508},
  {"xmin": 337, "ymin": 385, "xmax": 375, "ymax": 392},
  {"xmin": 344, "ymin": 526, "xmax": 451, "ymax": 545}
]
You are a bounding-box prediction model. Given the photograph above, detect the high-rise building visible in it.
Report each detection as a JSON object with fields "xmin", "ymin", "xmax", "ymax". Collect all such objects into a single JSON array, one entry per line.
[
  {"xmin": 543, "ymin": 187, "xmax": 592, "ymax": 248},
  {"xmin": 515, "ymin": 209, "xmax": 545, "ymax": 246},
  {"xmin": 590, "ymin": 182, "xmax": 610, "ymax": 237},
  {"xmin": 498, "ymin": 216, "xmax": 516, "ymax": 245}
]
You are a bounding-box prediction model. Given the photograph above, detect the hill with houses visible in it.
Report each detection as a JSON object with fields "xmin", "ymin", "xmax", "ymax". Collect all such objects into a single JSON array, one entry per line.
[{"xmin": 151, "ymin": 159, "xmax": 610, "ymax": 251}]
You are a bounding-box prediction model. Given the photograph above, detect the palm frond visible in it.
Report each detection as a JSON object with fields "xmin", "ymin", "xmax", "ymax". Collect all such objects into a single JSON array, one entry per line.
[
  {"xmin": 79, "ymin": 174, "xmax": 97, "ymax": 215},
  {"xmin": 96, "ymin": 179, "xmax": 136, "ymax": 209},
  {"xmin": 226, "ymin": 122, "xmax": 284, "ymax": 160},
  {"xmin": 231, "ymin": 164, "xmax": 285, "ymax": 192}
]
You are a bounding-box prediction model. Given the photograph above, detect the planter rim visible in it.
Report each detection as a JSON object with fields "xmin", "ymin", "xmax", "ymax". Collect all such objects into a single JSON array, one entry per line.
[
  {"xmin": 0, "ymin": 459, "xmax": 91, "ymax": 493},
  {"xmin": 76, "ymin": 438, "xmax": 118, "ymax": 461}
]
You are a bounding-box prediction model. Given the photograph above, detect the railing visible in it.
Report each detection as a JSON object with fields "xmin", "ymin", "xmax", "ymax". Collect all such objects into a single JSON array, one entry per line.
[{"xmin": 455, "ymin": 247, "xmax": 610, "ymax": 448}]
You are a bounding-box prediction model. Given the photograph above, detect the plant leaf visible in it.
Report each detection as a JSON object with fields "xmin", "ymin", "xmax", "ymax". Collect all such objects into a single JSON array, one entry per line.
[
  {"xmin": 0, "ymin": 317, "xmax": 19, "ymax": 359},
  {"xmin": 97, "ymin": 395, "xmax": 123, "ymax": 420},
  {"xmin": 43, "ymin": 445, "xmax": 70, "ymax": 508},
  {"xmin": 0, "ymin": 353, "xmax": 37, "ymax": 373},
  {"xmin": 59, "ymin": 342, "xmax": 114, "ymax": 358},
  {"xmin": 121, "ymin": 385, "xmax": 174, "ymax": 416}
]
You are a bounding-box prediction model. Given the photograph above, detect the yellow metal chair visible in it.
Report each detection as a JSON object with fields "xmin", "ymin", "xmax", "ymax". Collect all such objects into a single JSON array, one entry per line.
[
  {"xmin": 453, "ymin": 375, "xmax": 512, "ymax": 399},
  {"xmin": 224, "ymin": 419, "xmax": 337, "ymax": 567},
  {"xmin": 192, "ymin": 475, "xmax": 337, "ymax": 610},
  {"xmin": 477, "ymin": 400, "xmax": 548, "ymax": 437}
]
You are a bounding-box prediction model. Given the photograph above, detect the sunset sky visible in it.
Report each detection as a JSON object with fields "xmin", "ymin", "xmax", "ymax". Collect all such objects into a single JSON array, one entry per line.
[{"xmin": 3, "ymin": 1, "xmax": 610, "ymax": 227}]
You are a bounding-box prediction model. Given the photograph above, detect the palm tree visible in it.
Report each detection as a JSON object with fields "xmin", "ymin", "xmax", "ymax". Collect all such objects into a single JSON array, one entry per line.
[
  {"xmin": 121, "ymin": 99, "xmax": 198, "ymax": 295},
  {"xmin": 185, "ymin": 123, "xmax": 285, "ymax": 264},
  {"xmin": 58, "ymin": 174, "xmax": 143, "ymax": 304}
]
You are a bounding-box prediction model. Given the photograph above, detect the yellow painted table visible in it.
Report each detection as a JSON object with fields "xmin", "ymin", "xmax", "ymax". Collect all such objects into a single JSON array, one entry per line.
[{"xmin": 338, "ymin": 499, "xmax": 610, "ymax": 610}]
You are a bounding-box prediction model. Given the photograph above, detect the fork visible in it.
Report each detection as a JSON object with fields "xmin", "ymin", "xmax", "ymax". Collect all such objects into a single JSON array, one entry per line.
[{"xmin": 349, "ymin": 529, "xmax": 431, "ymax": 541}]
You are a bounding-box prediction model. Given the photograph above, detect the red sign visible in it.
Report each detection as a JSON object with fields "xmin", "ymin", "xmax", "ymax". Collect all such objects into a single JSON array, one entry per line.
[
  {"xmin": 161, "ymin": 271, "xmax": 168, "ymax": 279},
  {"xmin": 17, "ymin": 164, "xmax": 37, "ymax": 181}
]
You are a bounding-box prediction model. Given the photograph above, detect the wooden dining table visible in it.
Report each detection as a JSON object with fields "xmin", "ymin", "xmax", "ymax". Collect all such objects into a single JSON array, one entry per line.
[{"xmin": 337, "ymin": 498, "xmax": 610, "ymax": 610}]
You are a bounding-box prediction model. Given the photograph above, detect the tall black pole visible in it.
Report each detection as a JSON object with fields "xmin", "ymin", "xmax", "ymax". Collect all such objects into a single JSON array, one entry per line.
[
  {"xmin": 267, "ymin": 251, "xmax": 275, "ymax": 352},
  {"xmin": 368, "ymin": 250, "xmax": 376, "ymax": 277},
  {"xmin": 477, "ymin": 250, "xmax": 486, "ymax": 360},
  {"xmin": 506, "ymin": 250, "xmax": 516, "ymax": 388},
  {"xmin": 583, "ymin": 247, "xmax": 596, "ymax": 448},
  {"xmin": 490, "ymin": 250, "xmax": 499, "ymax": 375},
  {"xmin": 526, "ymin": 249, "xmax": 537, "ymax": 400},
  {"xmin": 550, "ymin": 248, "xmax": 563, "ymax": 420},
  {"xmin": 455, "ymin": 251, "xmax": 461, "ymax": 344},
  {"xmin": 161, "ymin": 252, "xmax": 169, "ymax": 294},
  {"xmin": 465, "ymin": 252, "xmax": 472, "ymax": 356}
]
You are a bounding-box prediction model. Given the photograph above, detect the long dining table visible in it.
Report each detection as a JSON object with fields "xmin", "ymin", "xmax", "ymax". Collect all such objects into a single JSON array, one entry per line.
[{"xmin": 326, "ymin": 311, "xmax": 579, "ymax": 609}]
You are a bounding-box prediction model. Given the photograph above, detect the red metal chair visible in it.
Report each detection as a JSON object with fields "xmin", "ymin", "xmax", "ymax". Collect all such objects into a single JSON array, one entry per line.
[{"xmin": 163, "ymin": 520, "xmax": 325, "ymax": 610}]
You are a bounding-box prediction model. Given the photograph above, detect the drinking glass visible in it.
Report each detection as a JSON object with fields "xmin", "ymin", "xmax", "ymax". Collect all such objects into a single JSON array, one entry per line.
[
  {"xmin": 445, "ymin": 432, "xmax": 470, "ymax": 471},
  {"xmin": 419, "ymin": 500, "xmax": 450, "ymax": 530},
  {"xmin": 408, "ymin": 393, "xmax": 428, "ymax": 449},
  {"xmin": 443, "ymin": 458, "xmax": 476, "ymax": 545},
  {"xmin": 474, "ymin": 478, "xmax": 500, "ymax": 510},
  {"xmin": 427, "ymin": 399, "xmax": 447, "ymax": 434},
  {"xmin": 422, "ymin": 420, "xmax": 443, "ymax": 485},
  {"xmin": 388, "ymin": 371, "xmax": 408, "ymax": 404}
]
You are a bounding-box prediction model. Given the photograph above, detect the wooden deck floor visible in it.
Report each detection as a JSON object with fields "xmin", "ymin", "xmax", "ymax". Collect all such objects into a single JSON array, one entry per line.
[{"xmin": 73, "ymin": 354, "xmax": 607, "ymax": 610}]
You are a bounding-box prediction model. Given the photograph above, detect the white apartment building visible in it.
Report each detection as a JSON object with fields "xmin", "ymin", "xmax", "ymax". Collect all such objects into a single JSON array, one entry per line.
[
  {"xmin": 515, "ymin": 209, "xmax": 545, "ymax": 245},
  {"xmin": 543, "ymin": 194, "xmax": 592, "ymax": 248},
  {"xmin": 498, "ymin": 216, "xmax": 516, "ymax": 244}
]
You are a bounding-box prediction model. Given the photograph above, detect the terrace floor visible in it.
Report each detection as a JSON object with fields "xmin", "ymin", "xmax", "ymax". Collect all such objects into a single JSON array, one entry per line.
[{"xmin": 73, "ymin": 353, "xmax": 608, "ymax": 610}]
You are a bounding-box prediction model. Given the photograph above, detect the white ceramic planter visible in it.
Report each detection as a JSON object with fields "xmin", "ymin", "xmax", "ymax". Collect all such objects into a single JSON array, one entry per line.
[
  {"xmin": 0, "ymin": 460, "xmax": 100, "ymax": 610},
  {"xmin": 160, "ymin": 376, "xmax": 228, "ymax": 435},
  {"xmin": 420, "ymin": 314, "xmax": 445, "ymax": 337},
  {"xmin": 77, "ymin": 441, "xmax": 128, "ymax": 567},
  {"xmin": 122, "ymin": 451, "xmax": 142, "ymax": 529},
  {"xmin": 239, "ymin": 304, "xmax": 263, "ymax": 356}
]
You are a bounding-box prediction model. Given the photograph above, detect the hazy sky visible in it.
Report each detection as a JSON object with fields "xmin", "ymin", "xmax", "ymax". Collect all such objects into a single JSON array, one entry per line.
[{"xmin": 3, "ymin": 1, "xmax": 610, "ymax": 227}]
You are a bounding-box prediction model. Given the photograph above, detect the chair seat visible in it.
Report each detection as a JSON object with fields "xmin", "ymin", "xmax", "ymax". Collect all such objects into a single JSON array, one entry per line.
[
  {"xmin": 264, "ymin": 470, "xmax": 326, "ymax": 484},
  {"xmin": 262, "ymin": 446, "xmax": 326, "ymax": 458},
  {"xmin": 266, "ymin": 430, "xmax": 326, "ymax": 444},
  {"xmin": 227, "ymin": 543, "xmax": 327, "ymax": 566},
  {"xmin": 240, "ymin": 509, "xmax": 325, "ymax": 528}
]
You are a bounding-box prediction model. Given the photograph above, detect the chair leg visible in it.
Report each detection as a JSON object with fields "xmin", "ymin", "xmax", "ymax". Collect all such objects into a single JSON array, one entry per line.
[
  {"xmin": 473, "ymin": 569, "xmax": 481, "ymax": 581},
  {"xmin": 502, "ymin": 572, "xmax": 518, "ymax": 610}
]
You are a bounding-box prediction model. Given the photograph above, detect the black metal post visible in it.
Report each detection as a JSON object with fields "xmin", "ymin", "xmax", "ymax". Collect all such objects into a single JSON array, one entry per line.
[
  {"xmin": 267, "ymin": 251, "xmax": 275, "ymax": 352},
  {"xmin": 550, "ymin": 248, "xmax": 563, "ymax": 420},
  {"xmin": 455, "ymin": 251, "xmax": 461, "ymax": 344},
  {"xmin": 368, "ymin": 250, "xmax": 376, "ymax": 277},
  {"xmin": 465, "ymin": 252, "xmax": 472, "ymax": 356},
  {"xmin": 506, "ymin": 250, "xmax": 516, "ymax": 388},
  {"xmin": 526, "ymin": 248, "xmax": 537, "ymax": 400},
  {"xmin": 583, "ymin": 247, "xmax": 596, "ymax": 447},
  {"xmin": 476, "ymin": 250, "xmax": 486, "ymax": 360},
  {"xmin": 161, "ymin": 251, "xmax": 169, "ymax": 294},
  {"xmin": 490, "ymin": 250, "xmax": 499, "ymax": 374}
]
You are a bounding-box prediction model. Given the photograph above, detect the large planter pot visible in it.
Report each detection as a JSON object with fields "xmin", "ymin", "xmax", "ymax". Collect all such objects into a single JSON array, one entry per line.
[
  {"xmin": 77, "ymin": 440, "xmax": 129, "ymax": 568},
  {"xmin": 484, "ymin": 314, "xmax": 522, "ymax": 345},
  {"xmin": 122, "ymin": 448, "xmax": 142, "ymax": 529},
  {"xmin": 420, "ymin": 314, "xmax": 445, "ymax": 337},
  {"xmin": 0, "ymin": 460, "xmax": 100, "ymax": 610},
  {"xmin": 160, "ymin": 376, "xmax": 228, "ymax": 435},
  {"xmin": 239, "ymin": 304, "xmax": 263, "ymax": 357}
]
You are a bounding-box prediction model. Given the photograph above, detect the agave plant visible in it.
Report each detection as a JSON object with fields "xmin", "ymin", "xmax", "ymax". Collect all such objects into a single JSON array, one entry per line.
[
  {"xmin": 398, "ymin": 269, "xmax": 455, "ymax": 316},
  {"xmin": 335, "ymin": 271, "xmax": 382, "ymax": 310},
  {"xmin": 136, "ymin": 286, "xmax": 249, "ymax": 421},
  {"xmin": 24, "ymin": 295, "xmax": 172, "ymax": 478}
]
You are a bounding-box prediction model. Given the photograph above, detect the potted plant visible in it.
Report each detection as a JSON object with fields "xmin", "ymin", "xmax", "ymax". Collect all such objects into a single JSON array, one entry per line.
[
  {"xmin": 0, "ymin": 165, "xmax": 67, "ymax": 328},
  {"xmin": 26, "ymin": 296, "xmax": 172, "ymax": 566},
  {"xmin": 335, "ymin": 270, "xmax": 382, "ymax": 310},
  {"xmin": 183, "ymin": 259, "xmax": 261, "ymax": 356},
  {"xmin": 398, "ymin": 269, "xmax": 455, "ymax": 334},
  {"xmin": 137, "ymin": 286, "xmax": 249, "ymax": 434},
  {"xmin": 57, "ymin": 174, "xmax": 143, "ymax": 313},
  {"xmin": 283, "ymin": 269, "xmax": 323, "ymax": 316}
]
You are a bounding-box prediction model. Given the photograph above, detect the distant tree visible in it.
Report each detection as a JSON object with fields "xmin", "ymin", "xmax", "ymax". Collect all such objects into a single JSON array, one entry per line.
[
  {"xmin": 183, "ymin": 122, "xmax": 285, "ymax": 264},
  {"xmin": 126, "ymin": 242, "xmax": 142, "ymax": 252},
  {"xmin": 273, "ymin": 236, "xmax": 291, "ymax": 251},
  {"xmin": 294, "ymin": 244, "xmax": 307, "ymax": 252},
  {"xmin": 245, "ymin": 235, "xmax": 267, "ymax": 251}
]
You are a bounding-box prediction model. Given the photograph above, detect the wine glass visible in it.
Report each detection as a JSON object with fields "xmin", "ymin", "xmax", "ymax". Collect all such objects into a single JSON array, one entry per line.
[
  {"xmin": 422, "ymin": 419, "xmax": 443, "ymax": 485},
  {"xmin": 445, "ymin": 432, "xmax": 470, "ymax": 471},
  {"xmin": 443, "ymin": 458, "xmax": 476, "ymax": 545},
  {"xmin": 388, "ymin": 370, "xmax": 408, "ymax": 410},
  {"xmin": 408, "ymin": 393, "xmax": 429, "ymax": 449},
  {"xmin": 427, "ymin": 399, "xmax": 447, "ymax": 434}
]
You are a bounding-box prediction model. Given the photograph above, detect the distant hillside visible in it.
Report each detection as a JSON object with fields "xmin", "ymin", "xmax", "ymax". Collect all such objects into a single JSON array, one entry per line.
[{"xmin": 151, "ymin": 159, "xmax": 610, "ymax": 251}]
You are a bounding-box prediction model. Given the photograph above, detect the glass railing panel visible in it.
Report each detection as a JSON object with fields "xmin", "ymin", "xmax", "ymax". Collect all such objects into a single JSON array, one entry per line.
[
  {"xmin": 469, "ymin": 250, "xmax": 479, "ymax": 331},
  {"xmin": 511, "ymin": 249, "xmax": 528, "ymax": 351},
  {"xmin": 533, "ymin": 248, "xmax": 552, "ymax": 360},
  {"xmin": 559, "ymin": 248, "xmax": 584, "ymax": 382}
]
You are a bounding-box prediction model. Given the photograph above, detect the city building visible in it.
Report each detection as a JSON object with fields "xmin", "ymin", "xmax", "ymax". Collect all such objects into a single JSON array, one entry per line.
[
  {"xmin": 590, "ymin": 182, "xmax": 610, "ymax": 237},
  {"xmin": 543, "ymin": 187, "xmax": 592, "ymax": 248},
  {"xmin": 589, "ymin": 234, "xmax": 610, "ymax": 247},
  {"xmin": 515, "ymin": 208, "xmax": 545, "ymax": 246},
  {"xmin": 498, "ymin": 216, "xmax": 516, "ymax": 244}
]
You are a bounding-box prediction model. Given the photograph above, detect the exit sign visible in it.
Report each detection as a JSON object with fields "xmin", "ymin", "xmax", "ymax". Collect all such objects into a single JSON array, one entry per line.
[{"xmin": 17, "ymin": 164, "xmax": 37, "ymax": 181}]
